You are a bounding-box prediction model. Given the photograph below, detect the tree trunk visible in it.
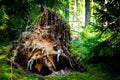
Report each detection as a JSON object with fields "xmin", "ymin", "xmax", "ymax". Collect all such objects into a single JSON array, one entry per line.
[
  {"xmin": 74, "ymin": 0, "xmax": 78, "ymax": 27},
  {"xmin": 85, "ymin": 0, "xmax": 90, "ymax": 26},
  {"xmin": 8, "ymin": 7, "xmax": 86, "ymax": 76},
  {"xmin": 64, "ymin": 0, "xmax": 69, "ymax": 22}
]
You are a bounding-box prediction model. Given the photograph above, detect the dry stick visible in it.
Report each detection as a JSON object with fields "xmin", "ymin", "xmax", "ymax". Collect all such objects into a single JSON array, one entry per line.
[{"xmin": 10, "ymin": 61, "xmax": 13, "ymax": 80}]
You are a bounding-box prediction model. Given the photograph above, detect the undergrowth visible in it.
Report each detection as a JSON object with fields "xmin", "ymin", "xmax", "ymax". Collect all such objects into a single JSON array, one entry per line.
[{"xmin": 0, "ymin": 53, "xmax": 119, "ymax": 80}]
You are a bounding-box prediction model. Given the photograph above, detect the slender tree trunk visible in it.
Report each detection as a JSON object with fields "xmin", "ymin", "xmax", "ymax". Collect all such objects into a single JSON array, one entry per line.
[
  {"xmin": 64, "ymin": 0, "xmax": 69, "ymax": 22},
  {"xmin": 74, "ymin": 0, "xmax": 78, "ymax": 27},
  {"xmin": 85, "ymin": 0, "xmax": 90, "ymax": 26},
  {"xmin": 103, "ymin": 0, "xmax": 108, "ymax": 28},
  {"xmin": 91, "ymin": 0, "xmax": 94, "ymax": 22}
]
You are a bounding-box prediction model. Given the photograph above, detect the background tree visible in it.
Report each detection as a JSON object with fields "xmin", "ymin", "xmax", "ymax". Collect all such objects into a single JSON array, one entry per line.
[
  {"xmin": 73, "ymin": 0, "xmax": 78, "ymax": 27},
  {"xmin": 85, "ymin": 0, "xmax": 90, "ymax": 26},
  {"xmin": 64, "ymin": 0, "xmax": 69, "ymax": 22}
]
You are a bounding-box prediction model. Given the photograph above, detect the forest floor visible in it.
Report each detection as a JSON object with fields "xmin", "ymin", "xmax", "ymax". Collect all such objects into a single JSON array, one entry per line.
[
  {"xmin": 0, "ymin": 52, "xmax": 120, "ymax": 80},
  {"xmin": 0, "ymin": 43, "xmax": 120, "ymax": 80}
]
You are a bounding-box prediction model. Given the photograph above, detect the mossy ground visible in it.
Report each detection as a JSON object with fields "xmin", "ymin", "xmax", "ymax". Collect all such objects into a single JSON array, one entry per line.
[
  {"xmin": 0, "ymin": 55, "xmax": 118, "ymax": 80},
  {"xmin": 0, "ymin": 44, "xmax": 120, "ymax": 80}
]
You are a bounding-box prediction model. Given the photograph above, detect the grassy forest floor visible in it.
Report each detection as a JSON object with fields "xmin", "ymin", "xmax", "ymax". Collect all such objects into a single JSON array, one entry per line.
[{"xmin": 0, "ymin": 44, "xmax": 120, "ymax": 80}]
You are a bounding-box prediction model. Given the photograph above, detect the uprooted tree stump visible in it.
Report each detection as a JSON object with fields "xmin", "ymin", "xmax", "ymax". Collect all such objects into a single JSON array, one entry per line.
[{"xmin": 8, "ymin": 7, "xmax": 86, "ymax": 76}]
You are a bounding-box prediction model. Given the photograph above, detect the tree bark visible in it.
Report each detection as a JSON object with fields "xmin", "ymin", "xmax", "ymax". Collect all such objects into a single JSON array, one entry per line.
[
  {"xmin": 85, "ymin": 0, "xmax": 90, "ymax": 26},
  {"xmin": 74, "ymin": 0, "xmax": 78, "ymax": 27}
]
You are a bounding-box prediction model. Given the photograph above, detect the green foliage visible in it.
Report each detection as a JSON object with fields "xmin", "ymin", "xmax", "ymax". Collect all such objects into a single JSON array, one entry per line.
[
  {"xmin": 71, "ymin": 26, "xmax": 100, "ymax": 62},
  {"xmin": 94, "ymin": 0, "xmax": 120, "ymax": 32},
  {"xmin": 0, "ymin": 45, "xmax": 11, "ymax": 55},
  {"xmin": 40, "ymin": 0, "xmax": 66, "ymax": 9},
  {"xmin": 87, "ymin": 64, "xmax": 113, "ymax": 80},
  {"xmin": 71, "ymin": 21, "xmax": 120, "ymax": 63},
  {"xmin": 88, "ymin": 0, "xmax": 120, "ymax": 59},
  {"xmin": 0, "ymin": 56, "xmax": 39, "ymax": 80},
  {"xmin": 0, "ymin": 0, "xmax": 39, "ymax": 42}
]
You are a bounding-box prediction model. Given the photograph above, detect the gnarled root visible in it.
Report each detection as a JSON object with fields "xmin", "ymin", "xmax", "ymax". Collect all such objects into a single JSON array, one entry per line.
[{"xmin": 27, "ymin": 58, "xmax": 34, "ymax": 70}]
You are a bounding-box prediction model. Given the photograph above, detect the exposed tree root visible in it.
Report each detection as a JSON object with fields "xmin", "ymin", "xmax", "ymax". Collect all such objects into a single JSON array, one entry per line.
[{"xmin": 8, "ymin": 7, "xmax": 86, "ymax": 76}]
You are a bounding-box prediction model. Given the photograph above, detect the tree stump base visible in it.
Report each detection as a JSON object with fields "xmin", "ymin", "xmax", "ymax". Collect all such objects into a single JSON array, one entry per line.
[{"xmin": 8, "ymin": 7, "xmax": 86, "ymax": 76}]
